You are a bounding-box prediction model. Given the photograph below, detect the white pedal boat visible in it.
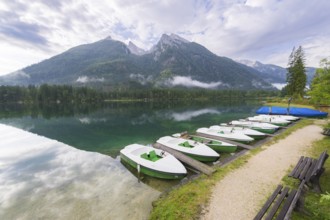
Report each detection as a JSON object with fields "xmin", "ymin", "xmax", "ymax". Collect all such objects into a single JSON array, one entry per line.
[{"xmin": 120, "ymin": 144, "xmax": 187, "ymax": 179}]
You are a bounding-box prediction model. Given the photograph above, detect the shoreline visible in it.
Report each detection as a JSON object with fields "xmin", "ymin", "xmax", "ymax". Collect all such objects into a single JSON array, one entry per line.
[
  {"xmin": 201, "ymin": 123, "xmax": 324, "ymax": 220},
  {"xmin": 149, "ymin": 119, "xmax": 328, "ymax": 220}
]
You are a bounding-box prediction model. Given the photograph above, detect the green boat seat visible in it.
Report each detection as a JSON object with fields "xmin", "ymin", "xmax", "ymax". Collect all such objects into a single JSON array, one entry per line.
[
  {"xmin": 179, "ymin": 141, "xmax": 192, "ymax": 148},
  {"xmin": 149, "ymin": 150, "xmax": 156, "ymax": 159},
  {"xmin": 141, "ymin": 153, "xmax": 149, "ymax": 160},
  {"xmin": 149, "ymin": 150, "xmax": 161, "ymax": 162}
]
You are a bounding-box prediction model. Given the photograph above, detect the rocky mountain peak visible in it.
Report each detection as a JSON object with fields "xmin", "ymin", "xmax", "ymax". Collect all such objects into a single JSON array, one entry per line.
[
  {"xmin": 159, "ymin": 33, "xmax": 189, "ymax": 46},
  {"xmin": 150, "ymin": 33, "xmax": 190, "ymax": 56},
  {"xmin": 236, "ymin": 59, "xmax": 259, "ymax": 67},
  {"xmin": 127, "ymin": 41, "xmax": 146, "ymax": 55},
  {"xmin": 104, "ymin": 36, "xmax": 112, "ymax": 41}
]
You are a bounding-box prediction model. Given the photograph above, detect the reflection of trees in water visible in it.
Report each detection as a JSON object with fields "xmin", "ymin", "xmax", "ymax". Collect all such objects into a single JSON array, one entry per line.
[
  {"xmin": 0, "ymin": 98, "xmax": 259, "ymax": 120},
  {"xmin": 0, "ymin": 102, "xmax": 104, "ymax": 119}
]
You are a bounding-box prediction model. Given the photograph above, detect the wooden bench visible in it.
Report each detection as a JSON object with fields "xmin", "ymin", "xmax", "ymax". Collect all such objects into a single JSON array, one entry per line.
[
  {"xmin": 254, "ymin": 180, "xmax": 305, "ymax": 220},
  {"xmin": 289, "ymin": 151, "xmax": 328, "ymax": 193},
  {"xmin": 323, "ymin": 128, "xmax": 330, "ymax": 136}
]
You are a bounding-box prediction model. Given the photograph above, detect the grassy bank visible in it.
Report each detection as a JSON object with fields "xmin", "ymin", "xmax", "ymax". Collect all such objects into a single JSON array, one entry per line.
[
  {"xmin": 281, "ymin": 132, "xmax": 330, "ymax": 220},
  {"xmin": 149, "ymin": 119, "xmax": 315, "ymax": 220}
]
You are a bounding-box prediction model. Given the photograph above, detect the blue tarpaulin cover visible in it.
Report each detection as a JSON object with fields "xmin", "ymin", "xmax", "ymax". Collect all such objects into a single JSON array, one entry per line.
[{"xmin": 256, "ymin": 106, "xmax": 328, "ymax": 117}]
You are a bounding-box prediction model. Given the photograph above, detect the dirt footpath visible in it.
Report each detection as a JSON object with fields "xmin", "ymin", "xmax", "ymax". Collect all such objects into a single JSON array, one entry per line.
[{"xmin": 201, "ymin": 123, "xmax": 324, "ymax": 220}]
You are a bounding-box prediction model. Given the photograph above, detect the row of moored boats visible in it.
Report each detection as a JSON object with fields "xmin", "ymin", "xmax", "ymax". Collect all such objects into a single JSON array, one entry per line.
[{"xmin": 120, "ymin": 114, "xmax": 300, "ymax": 180}]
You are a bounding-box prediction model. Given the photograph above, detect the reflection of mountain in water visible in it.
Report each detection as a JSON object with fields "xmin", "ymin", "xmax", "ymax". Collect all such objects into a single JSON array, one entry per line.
[
  {"xmin": 0, "ymin": 124, "xmax": 159, "ymax": 220},
  {"xmin": 0, "ymin": 100, "xmax": 261, "ymax": 158}
]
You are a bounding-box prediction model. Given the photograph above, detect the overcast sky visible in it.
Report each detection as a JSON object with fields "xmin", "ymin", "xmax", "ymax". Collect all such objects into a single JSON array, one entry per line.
[{"xmin": 0, "ymin": 0, "xmax": 329, "ymax": 76}]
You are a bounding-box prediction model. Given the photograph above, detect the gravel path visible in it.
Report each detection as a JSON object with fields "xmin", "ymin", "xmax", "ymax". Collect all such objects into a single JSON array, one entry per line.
[{"xmin": 201, "ymin": 124, "xmax": 324, "ymax": 220}]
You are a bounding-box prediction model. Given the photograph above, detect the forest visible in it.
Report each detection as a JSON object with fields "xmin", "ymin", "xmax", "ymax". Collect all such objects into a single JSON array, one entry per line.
[{"xmin": 0, "ymin": 84, "xmax": 279, "ymax": 104}]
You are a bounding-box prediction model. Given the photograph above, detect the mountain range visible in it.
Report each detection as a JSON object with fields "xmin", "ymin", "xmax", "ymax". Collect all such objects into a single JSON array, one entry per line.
[
  {"xmin": 237, "ymin": 60, "xmax": 316, "ymax": 85},
  {"xmin": 0, "ymin": 34, "xmax": 314, "ymax": 90}
]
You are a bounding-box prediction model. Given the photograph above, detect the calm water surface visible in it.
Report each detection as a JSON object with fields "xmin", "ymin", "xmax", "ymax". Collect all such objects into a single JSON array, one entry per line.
[
  {"xmin": 0, "ymin": 100, "xmax": 261, "ymax": 156},
  {"xmin": 0, "ymin": 100, "xmax": 261, "ymax": 219}
]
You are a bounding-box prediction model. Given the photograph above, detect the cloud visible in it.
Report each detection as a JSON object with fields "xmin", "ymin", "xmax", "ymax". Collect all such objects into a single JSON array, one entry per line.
[
  {"xmin": 272, "ymin": 83, "xmax": 286, "ymax": 90},
  {"xmin": 169, "ymin": 76, "xmax": 222, "ymax": 89},
  {"xmin": 0, "ymin": 124, "xmax": 159, "ymax": 219},
  {"xmin": 0, "ymin": 20, "xmax": 48, "ymax": 45},
  {"xmin": 1, "ymin": 0, "xmax": 330, "ymax": 75},
  {"xmin": 76, "ymin": 76, "xmax": 104, "ymax": 83}
]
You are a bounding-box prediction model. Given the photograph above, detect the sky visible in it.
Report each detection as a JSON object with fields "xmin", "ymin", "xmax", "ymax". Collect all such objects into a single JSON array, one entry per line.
[{"xmin": 0, "ymin": 0, "xmax": 330, "ymax": 76}]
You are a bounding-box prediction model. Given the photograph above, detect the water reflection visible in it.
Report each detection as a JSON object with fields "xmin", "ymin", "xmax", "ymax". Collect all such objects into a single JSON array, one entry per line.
[
  {"xmin": 169, "ymin": 108, "xmax": 220, "ymax": 121},
  {"xmin": 0, "ymin": 100, "xmax": 262, "ymax": 220},
  {"xmin": 0, "ymin": 100, "xmax": 260, "ymax": 158},
  {"xmin": 120, "ymin": 159, "xmax": 183, "ymax": 192},
  {"xmin": 0, "ymin": 124, "xmax": 159, "ymax": 220}
]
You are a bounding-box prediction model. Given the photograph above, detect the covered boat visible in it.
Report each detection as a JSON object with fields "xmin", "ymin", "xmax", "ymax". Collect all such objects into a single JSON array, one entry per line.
[
  {"xmin": 230, "ymin": 120, "xmax": 279, "ymax": 134},
  {"xmin": 256, "ymin": 106, "xmax": 328, "ymax": 118},
  {"xmin": 120, "ymin": 144, "xmax": 187, "ymax": 179},
  {"xmin": 172, "ymin": 132, "xmax": 237, "ymax": 153},
  {"xmin": 211, "ymin": 125, "xmax": 266, "ymax": 139},
  {"xmin": 196, "ymin": 127, "xmax": 254, "ymax": 144},
  {"xmin": 156, "ymin": 136, "xmax": 220, "ymax": 162}
]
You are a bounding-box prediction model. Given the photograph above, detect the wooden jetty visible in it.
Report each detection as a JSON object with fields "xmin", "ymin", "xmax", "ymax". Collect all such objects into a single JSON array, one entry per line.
[
  {"xmin": 153, "ymin": 143, "xmax": 215, "ymax": 176},
  {"xmin": 195, "ymin": 133, "xmax": 254, "ymax": 150},
  {"xmin": 265, "ymin": 133, "xmax": 276, "ymax": 137}
]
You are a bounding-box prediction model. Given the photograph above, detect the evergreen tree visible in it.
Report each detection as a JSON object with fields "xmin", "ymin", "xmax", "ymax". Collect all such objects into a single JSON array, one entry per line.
[
  {"xmin": 286, "ymin": 46, "xmax": 307, "ymax": 98},
  {"xmin": 309, "ymin": 58, "xmax": 330, "ymax": 105}
]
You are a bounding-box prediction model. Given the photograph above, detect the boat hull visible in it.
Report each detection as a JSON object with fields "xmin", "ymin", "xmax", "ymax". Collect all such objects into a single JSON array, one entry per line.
[
  {"xmin": 269, "ymin": 122, "xmax": 289, "ymax": 126},
  {"xmin": 183, "ymin": 152, "xmax": 220, "ymax": 162},
  {"xmin": 120, "ymin": 153, "xmax": 186, "ymax": 179},
  {"xmin": 246, "ymin": 134, "xmax": 266, "ymax": 140},
  {"xmin": 251, "ymin": 127, "xmax": 277, "ymax": 134}
]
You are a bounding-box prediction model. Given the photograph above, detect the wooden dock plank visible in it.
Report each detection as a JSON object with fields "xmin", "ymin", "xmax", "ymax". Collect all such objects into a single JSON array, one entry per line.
[
  {"xmin": 195, "ymin": 133, "xmax": 253, "ymax": 150},
  {"xmin": 152, "ymin": 143, "xmax": 215, "ymax": 176}
]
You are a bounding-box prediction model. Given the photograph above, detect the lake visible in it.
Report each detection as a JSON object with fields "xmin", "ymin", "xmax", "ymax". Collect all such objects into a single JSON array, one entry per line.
[{"xmin": 0, "ymin": 100, "xmax": 262, "ymax": 219}]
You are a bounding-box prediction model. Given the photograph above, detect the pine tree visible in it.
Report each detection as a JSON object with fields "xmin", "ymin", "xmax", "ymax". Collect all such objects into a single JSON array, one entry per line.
[{"xmin": 286, "ymin": 46, "xmax": 307, "ymax": 98}]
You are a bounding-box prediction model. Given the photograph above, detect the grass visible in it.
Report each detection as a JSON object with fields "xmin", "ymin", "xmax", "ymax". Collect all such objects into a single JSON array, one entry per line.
[
  {"xmin": 148, "ymin": 119, "xmax": 315, "ymax": 220},
  {"xmin": 149, "ymin": 149, "xmax": 261, "ymax": 220},
  {"xmin": 281, "ymin": 134, "xmax": 330, "ymax": 220}
]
